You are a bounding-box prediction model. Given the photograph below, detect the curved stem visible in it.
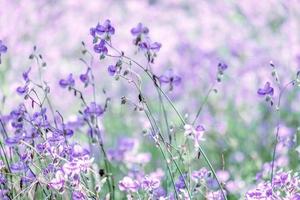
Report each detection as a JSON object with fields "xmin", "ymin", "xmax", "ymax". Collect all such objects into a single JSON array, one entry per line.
[{"xmin": 270, "ymin": 80, "xmax": 295, "ymax": 185}]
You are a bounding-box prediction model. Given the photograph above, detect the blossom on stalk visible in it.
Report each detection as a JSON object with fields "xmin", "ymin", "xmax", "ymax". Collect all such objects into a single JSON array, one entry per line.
[
  {"xmin": 184, "ymin": 124, "xmax": 205, "ymax": 148},
  {"xmin": 0, "ymin": 40, "xmax": 7, "ymax": 64},
  {"xmin": 118, "ymin": 176, "xmax": 140, "ymax": 192},
  {"xmin": 257, "ymin": 82, "xmax": 274, "ymax": 96},
  {"xmin": 59, "ymin": 73, "xmax": 75, "ymax": 88}
]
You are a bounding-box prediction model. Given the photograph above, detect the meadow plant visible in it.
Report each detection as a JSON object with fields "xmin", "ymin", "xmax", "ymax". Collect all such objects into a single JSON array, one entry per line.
[{"xmin": 0, "ymin": 18, "xmax": 299, "ymax": 200}]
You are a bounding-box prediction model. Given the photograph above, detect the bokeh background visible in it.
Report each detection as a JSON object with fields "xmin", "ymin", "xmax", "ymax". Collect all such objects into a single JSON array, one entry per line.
[{"xmin": 0, "ymin": 0, "xmax": 300, "ymax": 199}]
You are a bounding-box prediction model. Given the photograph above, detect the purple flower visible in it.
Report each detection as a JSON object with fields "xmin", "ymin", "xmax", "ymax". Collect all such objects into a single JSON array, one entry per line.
[
  {"xmin": 96, "ymin": 20, "xmax": 115, "ymax": 36},
  {"xmin": 10, "ymin": 161, "xmax": 27, "ymax": 173},
  {"xmin": 21, "ymin": 170, "xmax": 36, "ymax": 184},
  {"xmin": 70, "ymin": 144, "xmax": 90, "ymax": 158},
  {"xmin": 131, "ymin": 23, "xmax": 149, "ymax": 36},
  {"xmin": 0, "ymin": 40, "xmax": 7, "ymax": 64},
  {"xmin": 22, "ymin": 67, "xmax": 31, "ymax": 82},
  {"xmin": 218, "ymin": 62, "xmax": 228, "ymax": 72},
  {"xmin": 184, "ymin": 124, "xmax": 205, "ymax": 148},
  {"xmin": 257, "ymin": 82, "xmax": 274, "ymax": 96},
  {"xmin": 191, "ymin": 168, "xmax": 209, "ymax": 182},
  {"xmin": 84, "ymin": 102, "xmax": 104, "ymax": 117},
  {"xmin": 0, "ymin": 189, "xmax": 9, "ymax": 200},
  {"xmin": 153, "ymin": 187, "xmax": 166, "ymax": 198},
  {"xmin": 16, "ymin": 85, "xmax": 29, "ymax": 95},
  {"xmin": 79, "ymin": 68, "xmax": 90, "ymax": 87},
  {"xmin": 141, "ymin": 176, "xmax": 160, "ymax": 191},
  {"xmin": 139, "ymin": 40, "xmax": 162, "ymax": 52},
  {"xmin": 93, "ymin": 40, "xmax": 108, "ymax": 55},
  {"xmin": 48, "ymin": 170, "xmax": 65, "ymax": 191},
  {"xmin": 159, "ymin": 69, "xmax": 181, "ymax": 91},
  {"xmin": 72, "ymin": 191, "xmax": 86, "ymax": 200},
  {"xmin": 0, "ymin": 174, "xmax": 6, "ymax": 185},
  {"xmin": 59, "ymin": 73, "xmax": 75, "ymax": 88},
  {"xmin": 90, "ymin": 20, "xmax": 115, "ymax": 39},
  {"xmin": 175, "ymin": 175, "xmax": 186, "ymax": 191},
  {"xmin": 108, "ymin": 65, "xmax": 117, "ymax": 76},
  {"xmin": 292, "ymin": 194, "xmax": 300, "ymax": 200},
  {"xmin": 119, "ymin": 176, "xmax": 140, "ymax": 193},
  {"xmin": 272, "ymin": 171, "xmax": 289, "ymax": 187},
  {"xmin": 5, "ymin": 137, "xmax": 20, "ymax": 147}
]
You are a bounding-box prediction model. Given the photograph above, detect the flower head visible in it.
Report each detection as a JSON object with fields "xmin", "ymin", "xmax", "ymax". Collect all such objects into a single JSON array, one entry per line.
[
  {"xmin": 159, "ymin": 69, "xmax": 181, "ymax": 91},
  {"xmin": 108, "ymin": 65, "xmax": 117, "ymax": 76},
  {"xmin": 79, "ymin": 68, "xmax": 90, "ymax": 87},
  {"xmin": 84, "ymin": 102, "xmax": 104, "ymax": 118},
  {"xmin": 257, "ymin": 82, "xmax": 274, "ymax": 96},
  {"xmin": 90, "ymin": 20, "xmax": 115, "ymax": 38},
  {"xmin": 59, "ymin": 73, "xmax": 75, "ymax": 88},
  {"xmin": 0, "ymin": 40, "xmax": 7, "ymax": 64},
  {"xmin": 184, "ymin": 124, "xmax": 205, "ymax": 148},
  {"xmin": 93, "ymin": 39, "xmax": 108, "ymax": 55},
  {"xmin": 118, "ymin": 176, "xmax": 140, "ymax": 193},
  {"xmin": 218, "ymin": 62, "xmax": 228, "ymax": 72},
  {"xmin": 131, "ymin": 23, "xmax": 149, "ymax": 36}
]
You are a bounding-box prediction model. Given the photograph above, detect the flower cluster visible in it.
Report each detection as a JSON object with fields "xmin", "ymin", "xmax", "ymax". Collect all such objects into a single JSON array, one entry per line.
[
  {"xmin": 246, "ymin": 171, "xmax": 300, "ymax": 200},
  {"xmin": 90, "ymin": 19, "xmax": 115, "ymax": 58},
  {"xmin": 131, "ymin": 23, "xmax": 161, "ymax": 63}
]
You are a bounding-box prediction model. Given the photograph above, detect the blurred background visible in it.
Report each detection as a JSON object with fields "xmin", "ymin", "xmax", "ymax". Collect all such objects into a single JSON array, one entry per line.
[{"xmin": 0, "ymin": 0, "xmax": 300, "ymax": 198}]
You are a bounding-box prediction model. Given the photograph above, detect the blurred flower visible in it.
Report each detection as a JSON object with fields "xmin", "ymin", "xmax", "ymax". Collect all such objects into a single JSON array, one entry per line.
[
  {"xmin": 108, "ymin": 65, "xmax": 117, "ymax": 76},
  {"xmin": 90, "ymin": 19, "xmax": 115, "ymax": 38},
  {"xmin": 72, "ymin": 191, "xmax": 86, "ymax": 200},
  {"xmin": 10, "ymin": 161, "xmax": 27, "ymax": 173},
  {"xmin": 191, "ymin": 168, "xmax": 210, "ymax": 182},
  {"xmin": 83, "ymin": 102, "xmax": 104, "ymax": 118},
  {"xmin": 79, "ymin": 68, "xmax": 90, "ymax": 87},
  {"xmin": 175, "ymin": 175, "xmax": 186, "ymax": 191},
  {"xmin": 131, "ymin": 23, "xmax": 149, "ymax": 36},
  {"xmin": 139, "ymin": 40, "xmax": 161, "ymax": 52},
  {"xmin": 0, "ymin": 40, "xmax": 7, "ymax": 64},
  {"xmin": 257, "ymin": 82, "xmax": 274, "ymax": 96},
  {"xmin": 48, "ymin": 170, "xmax": 65, "ymax": 192},
  {"xmin": 141, "ymin": 176, "xmax": 160, "ymax": 191},
  {"xmin": 118, "ymin": 176, "xmax": 140, "ymax": 193},
  {"xmin": 159, "ymin": 69, "xmax": 181, "ymax": 91},
  {"xmin": 218, "ymin": 62, "xmax": 228, "ymax": 72},
  {"xmin": 184, "ymin": 124, "xmax": 205, "ymax": 148},
  {"xmin": 59, "ymin": 73, "xmax": 75, "ymax": 88},
  {"xmin": 22, "ymin": 67, "xmax": 31, "ymax": 82},
  {"xmin": 16, "ymin": 84, "xmax": 29, "ymax": 95},
  {"xmin": 93, "ymin": 39, "xmax": 108, "ymax": 55}
]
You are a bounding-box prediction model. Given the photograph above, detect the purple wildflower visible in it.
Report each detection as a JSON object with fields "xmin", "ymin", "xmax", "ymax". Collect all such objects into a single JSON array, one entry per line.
[
  {"xmin": 79, "ymin": 68, "xmax": 90, "ymax": 87},
  {"xmin": 72, "ymin": 191, "xmax": 86, "ymax": 200},
  {"xmin": 10, "ymin": 161, "xmax": 27, "ymax": 173},
  {"xmin": 59, "ymin": 73, "xmax": 75, "ymax": 88},
  {"xmin": 48, "ymin": 170, "xmax": 65, "ymax": 192},
  {"xmin": 95, "ymin": 20, "xmax": 115, "ymax": 36},
  {"xmin": 16, "ymin": 85, "xmax": 29, "ymax": 95},
  {"xmin": 139, "ymin": 40, "xmax": 162, "ymax": 52},
  {"xmin": 84, "ymin": 102, "xmax": 104, "ymax": 118},
  {"xmin": 257, "ymin": 82, "xmax": 274, "ymax": 96},
  {"xmin": 131, "ymin": 23, "xmax": 149, "ymax": 36},
  {"xmin": 118, "ymin": 176, "xmax": 140, "ymax": 193},
  {"xmin": 0, "ymin": 40, "xmax": 7, "ymax": 64},
  {"xmin": 218, "ymin": 62, "xmax": 228, "ymax": 72},
  {"xmin": 175, "ymin": 175, "xmax": 186, "ymax": 191},
  {"xmin": 108, "ymin": 65, "xmax": 117, "ymax": 76},
  {"xmin": 22, "ymin": 67, "xmax": 31, "ymax": 82},
  {"xmin": 93, "ymin": 39, "xmax": 108, "ymax": 55},
  {"xmin": 159, "ymin": 69, "xmax": 181, "ymax": 91},
  {"xmin": 141, "ymin": 176, "xmax": 160, "ymax": 191},
  {"xmin": 191, "ymin": 168, "xmax": 210, "ymax": 182}
]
